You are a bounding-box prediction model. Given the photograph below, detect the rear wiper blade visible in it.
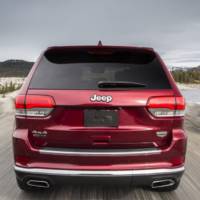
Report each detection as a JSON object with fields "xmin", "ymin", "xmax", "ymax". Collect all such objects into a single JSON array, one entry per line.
[{"xmin": 98, "ymin": 81, "xmax": 147, "ymax": 88}]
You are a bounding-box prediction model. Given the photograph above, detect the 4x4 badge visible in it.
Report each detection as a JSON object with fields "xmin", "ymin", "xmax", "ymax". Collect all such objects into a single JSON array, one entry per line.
[{"xmin": 90, "ymin": 94, "xmax": 112, "ymax": 103}]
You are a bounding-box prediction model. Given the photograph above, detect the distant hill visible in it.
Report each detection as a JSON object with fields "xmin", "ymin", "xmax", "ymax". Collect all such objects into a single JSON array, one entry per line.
[
  {"xmin": 191, "ymin": 65, "xmax": 200, "ymax": 71},
  {"xmin": 0, "ymin": 59, "xmax": 34, "ymax": 77},
  {"xmin": 171, "ymin": 65, "xmax": 200, "ymax": 72},
  {"xmin": 0, "ymin": 59, "xmax": 200, "ymax": 83},
  {"xmin": 171, "ymin": 65, "xmax": 200, "ymax": 83}
]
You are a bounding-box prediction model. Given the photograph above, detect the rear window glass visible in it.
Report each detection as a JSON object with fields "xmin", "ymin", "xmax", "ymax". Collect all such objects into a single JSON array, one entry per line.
[{"xmin": 29, "ymin": 49, "xmax": 171, "ymax": 90}]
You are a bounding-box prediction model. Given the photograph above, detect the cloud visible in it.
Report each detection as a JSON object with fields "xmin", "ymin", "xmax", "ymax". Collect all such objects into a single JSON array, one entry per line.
[{"xmin": 0, "ymin": 0, "xmax": 200, "ymax": 67}]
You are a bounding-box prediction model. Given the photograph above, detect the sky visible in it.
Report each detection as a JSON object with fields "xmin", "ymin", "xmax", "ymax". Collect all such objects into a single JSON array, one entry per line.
[{"xmin": 0, "ymin": 0, "xmax": 200, "ymax": 67}]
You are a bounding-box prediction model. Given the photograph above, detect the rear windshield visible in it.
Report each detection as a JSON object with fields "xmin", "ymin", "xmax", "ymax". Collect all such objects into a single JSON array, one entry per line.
[{"xmin": 29, "ymin": 49, "xmax": 171, "ymax": 90}]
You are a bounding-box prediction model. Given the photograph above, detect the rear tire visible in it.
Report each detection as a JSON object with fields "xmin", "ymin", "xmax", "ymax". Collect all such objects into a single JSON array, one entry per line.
[{"xmin": 151, "ymin": 179, "xmax": 180, "ymax": 192}]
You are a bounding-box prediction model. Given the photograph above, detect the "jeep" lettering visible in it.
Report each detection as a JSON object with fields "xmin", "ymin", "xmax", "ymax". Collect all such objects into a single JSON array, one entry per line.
[{"xmin": 90, "ymin": 94, "xmax": 112, "ymax": 103}]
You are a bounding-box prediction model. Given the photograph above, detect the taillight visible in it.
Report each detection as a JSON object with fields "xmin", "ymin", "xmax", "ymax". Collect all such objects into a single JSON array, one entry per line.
[
  {"xmin": 147, "ymin": 96, "xmax": 185, "ymax": 117},
  {"xmin": 15, "ymin": 95, "xmax": 55, "ymax": 117}
]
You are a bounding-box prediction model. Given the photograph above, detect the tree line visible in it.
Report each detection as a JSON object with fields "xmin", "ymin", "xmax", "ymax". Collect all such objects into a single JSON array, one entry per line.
[{"xmin": 171, "ymin": 69, "xmax": 200, "ymax": 84}]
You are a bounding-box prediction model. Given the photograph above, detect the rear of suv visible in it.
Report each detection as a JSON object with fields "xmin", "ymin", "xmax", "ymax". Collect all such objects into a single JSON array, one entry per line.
[{"xmin": 13, "ymin": 45, "xmax": 187, "ymax": 191}]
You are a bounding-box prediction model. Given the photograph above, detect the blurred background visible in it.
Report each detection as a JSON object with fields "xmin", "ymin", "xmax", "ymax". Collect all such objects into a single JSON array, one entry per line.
[
  {"xmin": 0, "ymin": 0, "xmax": 200, "ymax": 101},
  {"xmin": 0, "ymin": 1, "xmax": 200, "ymax": 199}
]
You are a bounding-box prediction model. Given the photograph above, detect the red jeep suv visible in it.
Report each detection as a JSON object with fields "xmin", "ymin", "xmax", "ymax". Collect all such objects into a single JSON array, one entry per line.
[{"xmin": 13, "ymin": 45, "xmax": 187, "ymax": 191}]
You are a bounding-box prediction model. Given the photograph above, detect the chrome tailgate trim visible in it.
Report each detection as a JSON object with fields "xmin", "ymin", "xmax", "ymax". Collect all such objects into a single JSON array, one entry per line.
[{"xmin": 39, "ymin": 147, "xmax": 161, "ymax": 156}]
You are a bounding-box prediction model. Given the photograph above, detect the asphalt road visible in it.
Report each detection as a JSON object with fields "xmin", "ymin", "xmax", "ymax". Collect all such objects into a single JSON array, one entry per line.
[{"xmin": 0, "ymin": 105, "xmax": 200, "ymax": 200}]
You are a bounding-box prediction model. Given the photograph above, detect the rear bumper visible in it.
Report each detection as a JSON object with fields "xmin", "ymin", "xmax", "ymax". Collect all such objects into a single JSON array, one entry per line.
[
  {"xmin": 15, "ymin": 165, "xmax": 184, "ymax": 177},
  {"xmin": 13, "ymin": 128, "xmax": 187, "ymax": 170},
  {"xmin": 14, "ymin": 165, "xmax": 184, "ymax": 186}
]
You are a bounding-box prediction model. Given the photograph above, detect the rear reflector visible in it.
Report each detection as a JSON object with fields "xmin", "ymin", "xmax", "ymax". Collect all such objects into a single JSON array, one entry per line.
[
  {"xmin": 15, "ymin": 95, "xmax": 55, "ymax": 117},
  {"xmin": 147, "ymin": 96, "xmax": 185, "ymax": 117}
]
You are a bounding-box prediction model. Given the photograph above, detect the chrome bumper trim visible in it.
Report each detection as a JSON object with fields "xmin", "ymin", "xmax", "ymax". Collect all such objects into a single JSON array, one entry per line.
[
  {"xmin": 14, "ymin": 166, "xmax": 184, "ymax": 177},
  {"xmin": 39, "ymin": 148, "xmax": 161, "ymax": 157}
]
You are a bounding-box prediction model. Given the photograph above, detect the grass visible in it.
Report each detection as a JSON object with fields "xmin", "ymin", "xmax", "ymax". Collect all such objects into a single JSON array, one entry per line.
[{"xmin": 0, "ymin": 81, "xmax": 22, "ymax": 97}]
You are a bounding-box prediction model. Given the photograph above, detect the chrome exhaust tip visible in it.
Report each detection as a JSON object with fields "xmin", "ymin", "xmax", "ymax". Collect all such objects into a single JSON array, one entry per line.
[
  {"xmin": 26, "ymin": 179, "xmax": 50, "ymax": 188},
  {"xmin": 151, "ymin": 179, "xmax": 175, "ymax": 189}
]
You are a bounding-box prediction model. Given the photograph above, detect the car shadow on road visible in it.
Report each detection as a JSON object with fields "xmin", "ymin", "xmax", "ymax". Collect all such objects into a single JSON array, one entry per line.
[{"xmin": 16, "ymin": 183, "xmax": 179, "ymax": 200}]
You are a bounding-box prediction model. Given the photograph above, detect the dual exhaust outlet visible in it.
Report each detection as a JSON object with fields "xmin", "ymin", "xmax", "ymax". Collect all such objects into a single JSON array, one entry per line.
[
  {"xmin": 26, "ymin": 178, "xmax": 175, "ymax": 189},
  {"xmin": 151, "ymin": 179, "xmax": 176, "ymax": 189},
  {"xmin": 26, "ymin": 179, "xmax": 50, "ymax": 189}
]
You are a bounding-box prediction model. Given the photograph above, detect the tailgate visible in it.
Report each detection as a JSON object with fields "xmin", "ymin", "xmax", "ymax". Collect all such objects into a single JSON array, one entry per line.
[{"xmin": 26, "ymin": 89, "xmax": 174, "ymax": 149}]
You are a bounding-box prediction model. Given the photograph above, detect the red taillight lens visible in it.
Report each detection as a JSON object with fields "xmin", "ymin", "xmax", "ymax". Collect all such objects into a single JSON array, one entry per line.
[
  {"xmin": 147, "ymin": 96, "xmax": 185, "ymax": 117},
  {"xmin": 15, "ymin": 95, "xmax": 55, "ymax": 117},
  {"xmin": 25, "ymin": 95, "xmax": 55, "ymax": 109},
  {"xmin": 176, "ymin": 96, "xmax": 185, "ymax": 110},
  {"xmin": 15, "ymin": 95, "xmax": 26, "ymax": 109}
]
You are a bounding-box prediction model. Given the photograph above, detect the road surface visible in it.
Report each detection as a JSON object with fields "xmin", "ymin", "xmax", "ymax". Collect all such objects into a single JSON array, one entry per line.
[{"xmin": 0, "ymin": 104, "xmax": 200, "ymax": 200}]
